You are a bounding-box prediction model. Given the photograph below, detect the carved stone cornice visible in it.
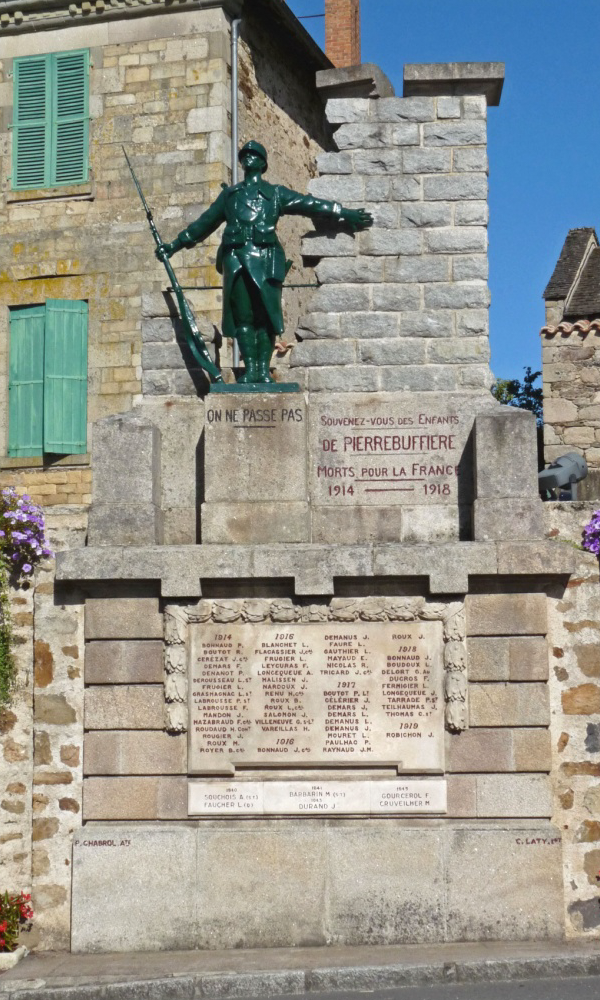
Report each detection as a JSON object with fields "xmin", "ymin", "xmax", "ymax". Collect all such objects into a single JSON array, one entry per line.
[{"xmin": 0, "ymin": 0, "xmax": 242, "ymax": 36}]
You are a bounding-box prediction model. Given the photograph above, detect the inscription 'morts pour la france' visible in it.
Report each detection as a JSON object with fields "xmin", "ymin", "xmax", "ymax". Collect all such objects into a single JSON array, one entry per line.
[
  {"xmin": 310, "ymin": 394, "xmax": 474, "ymax": 507},
  {"xmin": 188, "ymin": 622, "xmax": 444, "ymax": 775}
]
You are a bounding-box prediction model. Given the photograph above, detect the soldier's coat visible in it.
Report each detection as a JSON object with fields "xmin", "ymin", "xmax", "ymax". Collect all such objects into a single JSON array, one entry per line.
[{"xmin": 173, "ymin": 178, "xmax": 342, "ymax": 338}]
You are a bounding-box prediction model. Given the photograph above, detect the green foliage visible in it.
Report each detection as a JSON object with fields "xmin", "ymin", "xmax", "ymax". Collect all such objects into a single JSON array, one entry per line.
[
  {"xmin": 0, "ymin": 562, "xmax": 14, "ymax": 708},
  {"xmin": 0, "ymin": 891, "xmax": 33, "ymax": 952},
  {"xmin": 491, "ymin": 366, "xmax": 543, "ymax": 424}
]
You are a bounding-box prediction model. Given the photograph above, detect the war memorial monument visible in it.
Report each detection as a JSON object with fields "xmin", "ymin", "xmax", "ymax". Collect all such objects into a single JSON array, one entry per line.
[
  {"xmin": 1, "ymin": 0, "xmax": 594, "ymax": 953},
  {"xmin": 52, "ymin": 64, "xmax": 576, "ymax": 951}
]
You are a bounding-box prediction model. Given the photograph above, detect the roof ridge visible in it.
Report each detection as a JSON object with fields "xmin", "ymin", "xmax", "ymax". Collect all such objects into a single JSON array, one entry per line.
[{"xmin": 543, "ymin": 227, "xmax": 598, "ymax": 300}]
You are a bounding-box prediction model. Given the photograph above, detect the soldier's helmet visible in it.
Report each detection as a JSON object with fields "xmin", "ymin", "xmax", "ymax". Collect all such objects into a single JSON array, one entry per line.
[{"xmin": 239, "ymin": 140, "xmax": 268, "ymax": 173}]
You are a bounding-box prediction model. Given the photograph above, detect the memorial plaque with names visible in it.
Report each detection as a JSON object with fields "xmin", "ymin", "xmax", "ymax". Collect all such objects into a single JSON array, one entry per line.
[
  {"xmin": 309, "ymin": 393, "xmax": 479, "ymax": 507},
  {"xmin": 188, "ymin": 621, "xmax": 443, "ymax": 775},
  {"xmin": 188, "ymin": 779, "xmax": 447, "ymax": 816}
]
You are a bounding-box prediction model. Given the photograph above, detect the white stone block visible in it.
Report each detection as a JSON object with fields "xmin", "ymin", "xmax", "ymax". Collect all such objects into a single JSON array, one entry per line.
[{"xmin": 186, "ymin": 105, "xmax": 225, "ymax": 134}]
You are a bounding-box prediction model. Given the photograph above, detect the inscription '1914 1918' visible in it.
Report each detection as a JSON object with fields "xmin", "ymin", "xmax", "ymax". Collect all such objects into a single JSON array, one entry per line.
[
  {"xmin": 310, "ymin": 395, "xmax": 474, "ymax": 507},
  {"xmin": 188, "ymin": 622, "xmax": 444, "ymax": 775}
]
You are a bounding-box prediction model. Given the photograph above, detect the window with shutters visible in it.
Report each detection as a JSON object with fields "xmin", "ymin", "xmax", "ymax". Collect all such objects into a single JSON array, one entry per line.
[
  {"xmin": 8, "ymin": 301, "xmax": 88, "ymax": 457},
  {"xmin": 11, "ymin": 49, "xmax": 89, "ymax": 190}
]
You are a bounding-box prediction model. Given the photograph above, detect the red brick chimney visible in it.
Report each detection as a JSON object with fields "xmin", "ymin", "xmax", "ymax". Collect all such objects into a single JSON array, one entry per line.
[{"xmin": 325, "ymin": 0, "xmax": 361, "ymax": 68}]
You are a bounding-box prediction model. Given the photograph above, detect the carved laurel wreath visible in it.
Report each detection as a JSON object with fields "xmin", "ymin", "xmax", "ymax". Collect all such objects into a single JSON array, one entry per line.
[{"xmin": 163, "ymin": 596, "xmax": 468, "ymax": 736}]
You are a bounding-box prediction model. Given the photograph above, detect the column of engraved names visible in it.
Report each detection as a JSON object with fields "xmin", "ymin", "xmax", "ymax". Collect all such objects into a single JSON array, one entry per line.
[
  {"xmin": 383, "ymin": 631, "xmax": 439, "ymax": 745},
  {"xmin": 192, "ymin": 633, "xmax": 250, "ymax": 759},
  {"xmin": 255, "ymin": 632, "xmax": 313, "ymax": 757},
  {"xmin": 321, "ymin": 631, "xmax": 372, "ymax": 756}
]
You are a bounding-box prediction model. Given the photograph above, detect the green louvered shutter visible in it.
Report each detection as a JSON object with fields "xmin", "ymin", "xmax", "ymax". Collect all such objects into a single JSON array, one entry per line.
[
  {"xmin": 8, "ymin": 306, "xmax": 45, "ymax": 456},
  {"xmin": 12, "ymin": 55, "xmax": 50, "ymax": 190},
  {"xmin": 51, "ymin": 50, "xmax": 89, "ymax": 186},
  {"xmin": 43, "ymin": 300, "xmax": 88, "ymax": 454}
]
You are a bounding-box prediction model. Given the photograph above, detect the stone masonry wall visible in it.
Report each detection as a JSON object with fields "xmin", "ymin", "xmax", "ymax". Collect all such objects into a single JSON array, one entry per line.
[
  {"xmin": 545, "ymin": 501, "xmax": 600, "ymax": 939},
  {"xmin": 290, "ymin": 93, "xmax": 492, "ymax": 392},
  {"xmin": 0, "ymin": 462, "xmax": 92, "ymax": 509},
  {"xmin": 0, "ymin": 507, "xmax": 86, "ymax": 950},
  {"xmin": 542, "ymin": 326, "xmax": 600, "ymax": 471},
  {"xmin": 0, "ymin": 7, "xmax": 232, "ymax": 499},
  {"xmin": 31, "ymin": 508, "xmax": 86, "ymax": 949},
  {"xmin": 0, "ymin": 584, "xmax": 34, "ymax": 931}
]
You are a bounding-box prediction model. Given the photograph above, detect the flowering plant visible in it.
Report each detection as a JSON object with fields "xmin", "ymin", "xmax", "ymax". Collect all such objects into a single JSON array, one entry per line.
[
  {"xmin": 0, "ymin": 488, "xmax": 52, "ymax": 707},
  {"xmin": 0, "ymin": 892, "xmax": 33, "ymax": 951},
  {"xmin": 0, "ymin": 488, "xmax": 52, "ymax": 579},
  {"xmin": 582, "ymin": 509, "xmax": 600, "ymax": 557}
]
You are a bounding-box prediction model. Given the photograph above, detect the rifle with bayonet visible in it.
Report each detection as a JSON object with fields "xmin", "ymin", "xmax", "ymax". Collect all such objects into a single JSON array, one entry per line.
[{"xmin": 123, "ymin": 146, "xmax": 223, "ymax": 384}]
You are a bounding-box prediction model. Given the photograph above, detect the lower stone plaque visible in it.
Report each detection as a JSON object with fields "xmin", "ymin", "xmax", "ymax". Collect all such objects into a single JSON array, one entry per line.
[
  {"xmin": 188, "ymin": 779, "xmax": 447, "ymax": 816},
  {"xmin": 189, "ymin": 621, "xmax": 444, "ymax": 774}
]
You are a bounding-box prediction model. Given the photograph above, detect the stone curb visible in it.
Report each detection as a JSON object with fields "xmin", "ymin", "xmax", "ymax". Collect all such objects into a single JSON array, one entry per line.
[{"xmin": 3, "ymin": 952, "xmax": 600, "ymax": 1000}]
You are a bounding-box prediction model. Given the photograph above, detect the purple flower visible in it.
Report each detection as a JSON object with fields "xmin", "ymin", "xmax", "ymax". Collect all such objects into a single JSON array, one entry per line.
[
  {"xmin": 582, "ymin": 511, "xmax": 600, "ymax": 558},
  {"xmin": 21, "ymin": 563, "xmax": 32, "ymax": 574}
]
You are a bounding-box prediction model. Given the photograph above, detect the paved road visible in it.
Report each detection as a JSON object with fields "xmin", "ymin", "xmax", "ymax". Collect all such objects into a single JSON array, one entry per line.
[{"xmin": 237, "ymin": 979, "xmax": 600, "ymax": 1000}]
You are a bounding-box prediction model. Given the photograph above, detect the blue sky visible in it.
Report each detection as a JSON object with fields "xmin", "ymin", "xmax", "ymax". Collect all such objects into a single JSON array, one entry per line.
[{"xmin": 287, "ymin": 0, "xmax": 600, "ymax": 382}]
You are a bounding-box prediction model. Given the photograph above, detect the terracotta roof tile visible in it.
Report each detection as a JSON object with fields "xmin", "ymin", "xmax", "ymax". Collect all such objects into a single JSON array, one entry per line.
[{"xmin": 540, "ymin": 318, "xmax": 600, "ymax": 337}]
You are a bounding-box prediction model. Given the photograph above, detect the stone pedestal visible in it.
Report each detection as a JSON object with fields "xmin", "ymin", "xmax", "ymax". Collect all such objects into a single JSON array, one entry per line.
[{"xmin": 202, "ymin": 393, "xmax": 309, "ymax": 543}]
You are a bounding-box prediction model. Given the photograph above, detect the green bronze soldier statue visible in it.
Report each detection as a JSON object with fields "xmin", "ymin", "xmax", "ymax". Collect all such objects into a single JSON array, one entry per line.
[{"xmin": 156, "ymin": 140, "xmax": 373, "ymax": 385}]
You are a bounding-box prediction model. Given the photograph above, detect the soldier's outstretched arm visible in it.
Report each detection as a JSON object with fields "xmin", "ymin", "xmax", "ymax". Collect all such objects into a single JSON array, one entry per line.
[
  {"xmin": 278, "ymin": 187, "xmax": 373, "ymax": 232},
  {"xmin": 156, "ymin": 189, "xmax": 227, "ymax": 260}
]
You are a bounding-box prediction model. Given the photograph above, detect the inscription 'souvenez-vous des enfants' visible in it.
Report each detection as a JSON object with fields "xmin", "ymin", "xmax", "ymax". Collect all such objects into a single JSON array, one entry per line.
[
  {"xmin": 313, "ymin": 397, "xmax": 470, "ymax": 506},
  {"xmin": 188, "ymin": 622, "xmax": 444, "ymax": 774}
]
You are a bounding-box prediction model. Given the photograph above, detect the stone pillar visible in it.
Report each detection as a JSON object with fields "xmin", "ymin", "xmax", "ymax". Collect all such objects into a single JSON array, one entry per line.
[
  {"xmin": 87, "ymin": 413, "xmax": 163, "ymax": 546},
  {"xmin": 201, "ymin": 394, "xmax": 309, "ymax": 544},
  {"xmin": 292, "ymin": 65, "xmax": 505, "ymax": 395},
  {"xmin": 473, "ymin": 409, "xmax": 543, "ymax": 540}
]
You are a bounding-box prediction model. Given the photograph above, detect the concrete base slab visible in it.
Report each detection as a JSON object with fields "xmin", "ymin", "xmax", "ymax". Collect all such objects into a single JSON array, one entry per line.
[{"xmin": 70, "ymin": 821, "xmax": 564, "ymax": 953}]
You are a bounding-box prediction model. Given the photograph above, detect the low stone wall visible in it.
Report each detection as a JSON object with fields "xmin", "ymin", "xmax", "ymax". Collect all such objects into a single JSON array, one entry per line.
[
  {"xmin": 0, "ymin": 586, "xmax": 34, "ymax": 926},
  {"xmin": 0, "ymin": 508, "xmax": 87, "ymax": 950},
  {"xmin": 545, "ymin": 501, "xmax": 600, "ymax": 937}
]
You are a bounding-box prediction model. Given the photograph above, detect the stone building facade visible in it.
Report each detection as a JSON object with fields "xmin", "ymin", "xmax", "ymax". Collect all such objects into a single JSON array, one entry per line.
[
  {"xmin": 542, "ymin": 227, "xmax": 600, "ymax": 497},
  {"xmin": 0, "ymin": 0, "xmax": 331, "ymax": 507}
]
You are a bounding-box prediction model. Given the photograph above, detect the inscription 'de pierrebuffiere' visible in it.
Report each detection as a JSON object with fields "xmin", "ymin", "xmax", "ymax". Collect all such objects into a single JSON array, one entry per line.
[
  {"xmin": 313, "ymin": 399, "xmax": 469, "ymax": 506},
  {"xmin": 188, "ymin": 622, "xmax": 444, "ymax": 775}
]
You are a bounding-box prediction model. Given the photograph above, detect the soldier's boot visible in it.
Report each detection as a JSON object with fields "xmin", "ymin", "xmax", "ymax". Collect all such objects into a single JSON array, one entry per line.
[
  {"xmin": 255, "ymin": 328, "xmax": 275, "ymax": 384},
  {"xmin": 235, "ymin": 326, "xmax": 258, "ymax": 384}
]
